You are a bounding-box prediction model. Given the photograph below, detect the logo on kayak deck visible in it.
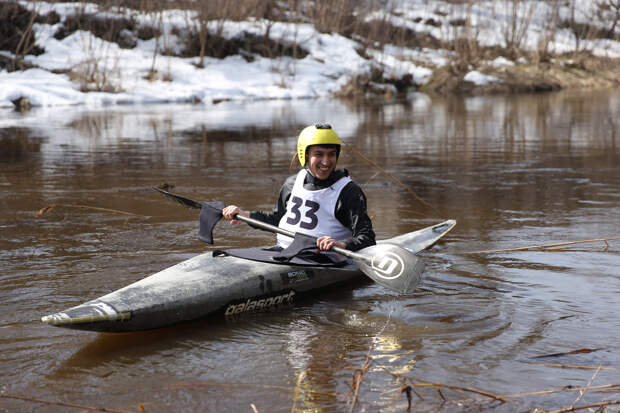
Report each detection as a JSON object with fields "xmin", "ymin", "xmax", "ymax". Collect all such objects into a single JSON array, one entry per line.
[
  {"xmin": 370, "ymin": 252, "xmax": 404, "ymax": 280},
  {"xmin": 224, "ymin": 290, "xmax": 296, "ymax": 316}
]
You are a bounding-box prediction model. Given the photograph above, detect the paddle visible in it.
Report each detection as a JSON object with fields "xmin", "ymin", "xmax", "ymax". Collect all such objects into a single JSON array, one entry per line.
[{"xmin": 152, "ymin": 187, "xmax": 425, "ymax": 294}]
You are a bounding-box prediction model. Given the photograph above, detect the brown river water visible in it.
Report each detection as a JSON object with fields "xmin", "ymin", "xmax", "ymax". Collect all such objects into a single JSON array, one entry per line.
[{"xmin": 1, "ymin": 90, "xmax": 619, "ymax": 412}]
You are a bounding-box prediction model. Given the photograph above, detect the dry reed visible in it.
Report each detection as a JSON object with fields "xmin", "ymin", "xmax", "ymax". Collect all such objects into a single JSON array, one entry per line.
[
  {"xmin": 0, "ymin": 394, "xmax": 139, "ymax": 413},
  {"xmin": 35, "ymin": 203, "xmax": 148, "ymax": 218},
  {"xmin": 467, "ymin": 237, "xmax": 620, "ymax": 254}
]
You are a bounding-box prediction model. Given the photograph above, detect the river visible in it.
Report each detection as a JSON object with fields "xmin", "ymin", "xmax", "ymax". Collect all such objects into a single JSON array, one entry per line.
[{"xmin": 1, "ymin": 90, "xmax": 619, "ymax": 412}]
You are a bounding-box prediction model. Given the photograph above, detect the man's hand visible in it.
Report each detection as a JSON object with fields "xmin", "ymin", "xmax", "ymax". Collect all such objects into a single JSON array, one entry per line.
[
  {"xmin": 222, "ymin": 205, "xmax": 249, "ymax": 224},
  {"xmin": 316, "ymin": 236, "xmax": 346, "ymax": 251}
]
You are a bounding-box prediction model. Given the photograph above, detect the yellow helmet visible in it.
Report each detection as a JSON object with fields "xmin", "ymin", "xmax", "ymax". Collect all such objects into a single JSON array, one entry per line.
[{"xmin": 297, "ymin": 124, "xmax": 341, "ymax": 167}]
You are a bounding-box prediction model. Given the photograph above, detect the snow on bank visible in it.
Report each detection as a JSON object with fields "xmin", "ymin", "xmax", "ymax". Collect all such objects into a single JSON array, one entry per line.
[
  {"xmin": 1, "ymin": 3, "xmax": 377, "ymax": 109},
  {"xmin": 464, "ymin": 71, "xmax": 500, "ymax": 86},
  {"xmin": 1, "ymin": 1, "xmax": 619, "ymax": 110}
]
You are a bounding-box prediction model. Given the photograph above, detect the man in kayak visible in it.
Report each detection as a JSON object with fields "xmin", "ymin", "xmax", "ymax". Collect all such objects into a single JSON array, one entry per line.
[{"xmin": 222, "ymin": 123, "xmax": 375, "ymax": 253}]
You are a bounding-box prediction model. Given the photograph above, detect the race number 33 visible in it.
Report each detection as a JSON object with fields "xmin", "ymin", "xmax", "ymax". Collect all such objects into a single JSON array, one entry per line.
[{"xmin": 286, "ymin": 196, "xmax": 320, "ymax": 230}]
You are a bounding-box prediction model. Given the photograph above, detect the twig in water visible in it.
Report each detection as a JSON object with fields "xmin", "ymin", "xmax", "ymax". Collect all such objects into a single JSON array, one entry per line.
[
  {"xmin": 532, "ymin": 347, "xmax": 603, "ymax": 359},
  {"xmin": 291, "ymin": 370, "xmax": 306, "ymax": 413},
  {"xmin": 401, "ymin": 385, "xmax": 413, "ymax": 412},
  {"xmin": 348, "ymin": 354, "xmax": 374, "ymax": 413},
  {"xmin": 569, "ymin": 365, "xmax": 601, "ymax": 409},
  {"xmin": 531, "ymin": 363, "xmax": 615, "ymax": 370},
  {"xmin": 546, "ymin": 399, "xmax": 620, "ymax": 413},
  {"xmin": 162, "ymin": 380, "xmax": 338, "ymax": 398},
  {"xmin": 411, "ymin": 379, "xmax": 509, "ymax": 404},
  {"xmin": 501, "ymin": 383, "xmax": 620, "ymax": 399},
  {"xmin": 36, "ymin": 203, "xmax": 147, "ymax": 218},
  {"xmin": 346, "ymin": 313, "xmax": 392, "ymax": 413},
  {"xmin": 466, "ymin": 237, "xmax": 620, "ymax": 254},
  {"xmin": 0, "ymin": 394, "xmax": 137, "ymax": 413},
  {"xmin": 437, "ymin": 387, "xmax": 446, "ymax": 403}
]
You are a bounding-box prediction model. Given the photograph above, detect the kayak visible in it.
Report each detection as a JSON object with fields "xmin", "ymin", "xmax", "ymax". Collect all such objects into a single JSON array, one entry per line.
[{"xmin": 41, "ymin": 219, "xmax": 455, "ymax": 332}]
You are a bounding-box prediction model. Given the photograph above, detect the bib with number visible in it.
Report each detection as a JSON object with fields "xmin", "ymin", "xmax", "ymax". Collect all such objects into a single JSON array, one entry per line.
[{"xmin": 277, "ymin": 169, "xmax": 352, "ymax": 248}]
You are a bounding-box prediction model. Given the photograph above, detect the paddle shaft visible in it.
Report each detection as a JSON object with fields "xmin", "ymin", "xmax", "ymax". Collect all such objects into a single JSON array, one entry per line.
[
  {"xmin": 151, "ymin": 186, "xmax": 361, "ymax": 258},
  {"xmin": 234, "ymin": 214, "xmax": 364, "ymax": 261}
]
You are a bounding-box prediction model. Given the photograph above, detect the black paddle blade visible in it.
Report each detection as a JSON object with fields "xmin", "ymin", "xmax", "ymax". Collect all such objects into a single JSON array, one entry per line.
[
  {"xmin": 152, "ymin": 187, "xmax": 203, "ymax": 210},
  {"xmin": 198, "ymin": 201, "xmax": 226, "ymax": 244},
  {"xmin": 272, "ymin": 233, "xmax": 316, "ymax": 261},
  {"xmin": 355, "ymin": 243, "xmax": 425, "ymax": 294},
  {"xmin": 151, "ymin": 187, "xmax": 225, "ymax": 244}
]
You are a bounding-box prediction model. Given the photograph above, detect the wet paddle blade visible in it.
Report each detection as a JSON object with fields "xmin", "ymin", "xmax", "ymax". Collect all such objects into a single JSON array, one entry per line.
[
  {"xmin": 354, "ymin": 243, "xmax": 425, "ymax": 294},
  {"xmin": 198, "ymin": 201, "xmax": 226, "ymax": 244},
  {"xmin": 152, "ymin": 187, "xmax": 225, "ymax": 244}
]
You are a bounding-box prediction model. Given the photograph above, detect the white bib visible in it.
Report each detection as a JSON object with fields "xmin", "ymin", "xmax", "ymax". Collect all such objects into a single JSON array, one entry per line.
[{"xmin": 277, "ymin": 169, "xmax": 352, "ymax": 248}]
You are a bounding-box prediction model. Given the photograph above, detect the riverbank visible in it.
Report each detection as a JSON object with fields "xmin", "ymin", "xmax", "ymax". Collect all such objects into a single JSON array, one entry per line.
[{"xmin": 1, "ymin": 1, "xmax": 620, "ymax": 110}]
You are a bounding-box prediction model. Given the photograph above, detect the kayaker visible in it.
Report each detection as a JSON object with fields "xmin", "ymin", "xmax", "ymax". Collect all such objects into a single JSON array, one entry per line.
[{"xmin": 222, "ymin": 123, "xmax": 375, "ymax": 252}]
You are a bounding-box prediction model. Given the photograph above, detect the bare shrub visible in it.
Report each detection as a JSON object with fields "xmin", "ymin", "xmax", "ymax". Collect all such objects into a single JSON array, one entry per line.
[
  {"xmin": 595, "ymin": 0, "xmax": 620, "ymax": 39},
  {"xmin": 141, "ymin": 9, "xmax": 165, "ymax": 80},
  {"xmin": 55, "ymin": 12, "xmax": 137, "ymax": 48},
  {"xmin": 70, "ymin": 34, "xmax": 122, "ymax": 93},
  {"xmin": 445, "ymin": 4, "xmax": 483, "ymax": 71},
  {"xmin": 535, "ymin": 0, "xmax": 562, "ymax": 63},
  {"xmin": 498, "ymin": 0, "xmax": 535, "ymax": 58},
  {"xmin": 305, "ymin": 0, "xmax": 356, "ymax": 35},
  {"xmin": 178, "ymin": 28, "xmax": 308, "ymax": 60},
  {"xmin": 0, "ymin": 2, "xmax": 45, "ymax": 71},
  {"xmin": 562, "ymin": 0, "xmax": 598, "ymax": 53},
  {"xmin": 355, "ymin": 19, "xmax": 444, "ymax": 51}
]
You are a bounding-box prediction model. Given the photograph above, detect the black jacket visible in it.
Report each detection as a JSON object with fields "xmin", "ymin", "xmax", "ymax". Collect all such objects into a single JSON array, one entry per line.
[{"xmin": 250, "ymin": 169, "xmax": 375, "ymax": 251}]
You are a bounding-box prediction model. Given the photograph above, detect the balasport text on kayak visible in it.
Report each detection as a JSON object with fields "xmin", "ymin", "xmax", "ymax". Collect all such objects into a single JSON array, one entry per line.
[{"xmin": 224, "ymin": 290, "xmax": 296, "ymax": 316}]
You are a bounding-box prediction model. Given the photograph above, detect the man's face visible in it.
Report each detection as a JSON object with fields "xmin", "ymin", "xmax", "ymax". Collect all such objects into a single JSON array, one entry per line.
[{"xmin": 307, "ymin": 145, "xmax": 338, "ymax": 180}]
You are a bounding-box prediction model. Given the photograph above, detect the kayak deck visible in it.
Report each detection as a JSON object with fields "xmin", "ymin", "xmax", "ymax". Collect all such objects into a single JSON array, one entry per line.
[{"xmin": 41, "ymin": 219, "xmax": 455, "ymax": 332}]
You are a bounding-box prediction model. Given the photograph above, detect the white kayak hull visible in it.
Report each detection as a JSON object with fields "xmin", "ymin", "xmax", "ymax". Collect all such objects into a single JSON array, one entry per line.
[{"xmin": 42, "ymin": 220, "xmax": 456, "ymax": 332}]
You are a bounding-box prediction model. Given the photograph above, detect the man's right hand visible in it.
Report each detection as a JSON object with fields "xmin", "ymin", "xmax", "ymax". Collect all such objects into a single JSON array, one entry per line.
[{"xmin": 222, "ymin": 205, "xmax": 249, "ymax": 224}]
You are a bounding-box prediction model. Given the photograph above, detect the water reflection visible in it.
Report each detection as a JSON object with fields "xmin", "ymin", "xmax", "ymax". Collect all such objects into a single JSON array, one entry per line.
[
  {"xmin": 1, "ymin": 90, "xmax": 619, "ymax": 412},
  {"xmin": 0, "ymin": 128, "xmax": 46, "ymax": 162}
]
